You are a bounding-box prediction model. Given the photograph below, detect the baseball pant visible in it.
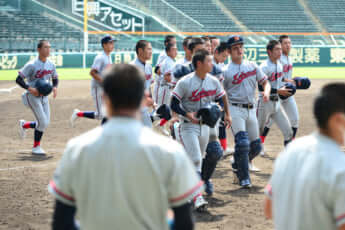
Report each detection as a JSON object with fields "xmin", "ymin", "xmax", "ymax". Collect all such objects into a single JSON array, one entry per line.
[
  {"xmin": 91, "ymin": 86, "xmax": 105, "ymax": 120},
  {"xmin": 177, "ymin": 122, "xmax": 210, "ymax": 172},
  {"xmin": 257, "ymin": 96, "xmax": 293, "ymax": 141},
  {"xmin": 265, "ymin": 96, "xmax": 299, "ymax": 129},
  {"xmin": 141, "ymin": 106, "xmax": 153, "ymax": 128},
  {"xmin": 22, "ymin": 92, "xmax": 50, "ymax": 132},
  {"xmin": 230, "ymin": 105, "xmax": 260, "ymax": 141},
  {"xmin": 156, "ymin": 84, "xmax": 171, "ymax": 106}
]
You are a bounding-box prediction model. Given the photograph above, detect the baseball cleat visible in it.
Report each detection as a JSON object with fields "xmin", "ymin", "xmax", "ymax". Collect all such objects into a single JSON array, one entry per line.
[
  {"xmin": 249, "ymin": 162, "xmax": 261, "ymax": 172},
  {"xmin": 194, "ymin": 195, "xmax": 208, "ymax": 212},
  {"xmin": 240, "ymin": 179, "xmax": 252, "ymax": 189},
  {"xmin": 260, "ymin": 145, "xmax": 266, "ymax": 156},
  {"xmin": 158, "ymin": 125, "xmax": 170, "ymax": 136},
  {"xmin": 32, "ymin": 146, "xmax": 46, "ymax": 155},
  {"xmin": 204, "ymin": 180, "xmax": 214, "ymax": 196},
  {"xmin": 19, "ymin": 119, "xmax": 26, "ymax": 139},
  {"xmin": 70, "ymin": 109, "xmax": 80, "ymax": 127}
]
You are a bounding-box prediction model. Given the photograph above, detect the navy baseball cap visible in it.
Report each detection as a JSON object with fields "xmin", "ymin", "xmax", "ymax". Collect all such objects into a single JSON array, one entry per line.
[
  {"xmin": 101, "ymin": 35, "xmax": 116, "ymax": 45},
  {"xmin": 227, "ymin": 35, "xmax": 244, "ymax": 48}
]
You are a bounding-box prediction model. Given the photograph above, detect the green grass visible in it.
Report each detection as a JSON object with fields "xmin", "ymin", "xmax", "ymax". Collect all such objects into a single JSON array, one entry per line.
[{"xmin": 0, "ymin": 67, "xmax": 345, "ymax": 80}]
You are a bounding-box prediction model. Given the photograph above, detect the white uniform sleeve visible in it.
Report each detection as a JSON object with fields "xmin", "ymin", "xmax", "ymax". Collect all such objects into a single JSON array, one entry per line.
[
  {"xmin": 48, "ymin": 140, "xmax": 78, "ymax": 206},
  {"xmin": 332, "ymin": 171, "xmax": 345, "ymax": 227},
  {"xmin": 214, "ymin": 78, "xmax": 226, "ymax": 100},
  {"xmin": 167, "ymin": 145, "xmax": 203, "ymax": 207},
  {"xmin": 172, "ymin": 79, "xmax": 186, "ymax": 101},
  {"xmin": 18, "ymin": 63, "xmax": 34, "ymax": 79},
  {"xmin": 254, "ymin": 63, "xmax": 267, "ymax": 84},
  {"xmin": 91, "ymin": 56, "xmax": 103, "ymax": 73}
]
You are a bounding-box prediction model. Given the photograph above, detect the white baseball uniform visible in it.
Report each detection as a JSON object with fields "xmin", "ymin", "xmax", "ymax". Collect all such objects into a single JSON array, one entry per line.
[
  {"xmin": 172, "ymin": 72, "xmax": 226, "ymax": 171},
  {"xmin": 155, "ymin": 56, "xmax": 175, "ymax": 106},
  {"xmin": 257, "ymin": 59, "xmax": 293, "ymax": 141},
  {"xmin": 223, "ymin": 61, "xmax": 267, "ymax": 141},
  {"xmin": 91, "ymin": 52, "xmax": 112, "ymax": 120},
  {"xmin": 19, "ymin": 58, "xmax": 58, "ymax": 132},
  {"xmin": 265, "ymin": 132, "xmax": 345, "ymax": 230},
  {"xmin": 131, "ymin": 58, "xmax": 153, "ymax": 127},
  {"xmin": 49, "ymin": 117, "xmax": 203, "ymax": 230}
]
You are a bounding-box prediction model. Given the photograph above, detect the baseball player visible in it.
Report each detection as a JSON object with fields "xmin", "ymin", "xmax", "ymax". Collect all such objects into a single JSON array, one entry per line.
[
  {"xmin": 264, "ymin": 83, "xmax": 345, "ymax": 230},
  {"xmin": 49, "ymin": 64, "xmax": 202, "ymax": 230},
  {"xmin": 257, "ymin": 40, "xmax": 293, "ymax": 148},
  {"xmin": 223, "ymin": 36, "xmax": 271, "ymax": 188},
  {"xmin": 70, "ymin": 35, "xmax": 115, "ymax": 126},
  {"xmin": 260, "ymin": 35, "xmax": 299, "ymax": 149},
  {"xmin": 156, "ymin": 35, "xmax": 176, "ymax": 67},
  {"xmin": 130, "ymin": 40, "xmax": 154, "ymax": 128},
  {"xmin": 202, "ymin": 36, "xmax": 212, "ymax": 54},
  {"xmin": 210, "ymin": 36, "xmax": 220, "ymax": 55},
  {"xmin": 171, "ymin": 49, "xmax": 231, "ymax": 210},
  {"xmin": 175, "ymin": 36, "xmax": 193, "ymax": 65},
  {"xmin": 17, "ymin": 40, "xmax": 58, "ymax": 155}
]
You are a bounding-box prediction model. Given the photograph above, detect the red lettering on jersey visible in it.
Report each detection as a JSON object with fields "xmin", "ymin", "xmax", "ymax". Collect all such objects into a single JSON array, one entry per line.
[
  {"xmin": 268, "ymin": 72, "xmax": 283, "ymax": 81},
  {"xmin": 145, "ymin": 74, "xmax": 152, "ymax": 80},
  {"xmin": 232, "ymin": 69, "xmax": 257, "ymax": 84},
  {"xmin": 35, "ymin": 70, "xmax": 53, "ymax": 79},
  {"xmin": 283, "ymin": 64, "xmax": 292, "ymax": 73},
  {"xmin": 189, "ymin": 89, "xmax": 217, "ymax": 102}
]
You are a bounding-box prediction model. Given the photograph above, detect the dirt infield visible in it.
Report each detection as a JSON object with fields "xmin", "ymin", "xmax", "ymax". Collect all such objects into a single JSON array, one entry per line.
[{"xmin": 0, "ymin": 79, "xmax": 343, "ymax": 230}]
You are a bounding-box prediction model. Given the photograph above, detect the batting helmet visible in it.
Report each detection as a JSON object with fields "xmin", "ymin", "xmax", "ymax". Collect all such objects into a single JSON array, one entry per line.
[
  {"xmin": 293, "ymin": 77, "xmax": 311, "ymax": 89},
  {"xmin": 196, "ymin": 103, "xmax": 222, "ymax": 128},
  {"xmin": 279, "ymin": 82, "xmax": 296, "ymax": 100},
  {"xmin": 35, "ymin": 79, "xmax": 53, "ymax": 96},
  {"xmin": 156, "ymin": 104, "xmax": 172, "ymax": 120}
]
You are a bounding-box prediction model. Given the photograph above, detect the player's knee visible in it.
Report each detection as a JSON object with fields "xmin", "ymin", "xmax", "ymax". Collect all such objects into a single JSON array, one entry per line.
[
  {"xmin": 249, "ymin": 139, "xmax": 262, "ymax": 161},
  {"xmin": 38, "ymin": 118, "xmax": 49, "ymax": 131},
  {"xmin": 234, "ymin": 131, "xmax": 250, "ymax": 155},
  {"xmin": 190, "ymin": 154, "xmax": 202, "ymax": 170},
  {"xmin": 205, "ymin": 141, "xmax": 223, "ymax": 162}
]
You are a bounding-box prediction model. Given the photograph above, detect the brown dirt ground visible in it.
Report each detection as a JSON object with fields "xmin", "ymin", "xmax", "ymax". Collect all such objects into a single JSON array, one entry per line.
[{"xmin": 0, "ymin": 79, "xmax": 344, "ymax": 230}]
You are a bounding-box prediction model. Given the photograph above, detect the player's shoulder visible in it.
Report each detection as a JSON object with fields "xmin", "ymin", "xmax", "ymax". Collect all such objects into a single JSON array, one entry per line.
[
  {"xmin": 64, "ymin": 126, "xmax": 103, "ymax": 159},
  {"xmin": 46, "ymin": 59, "xmax": 56, "ymax": 68},
  {"xmin": 259, "ymin": 59, "xmax": 269, "ymax": 67},
  {"xmin": 206, "ymin": 73, "xmax": 220, "ymax": 83}
]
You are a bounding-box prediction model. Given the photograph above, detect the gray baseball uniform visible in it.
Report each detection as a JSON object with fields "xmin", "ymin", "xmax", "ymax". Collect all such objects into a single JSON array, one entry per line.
[
  {"xmin": 223, "ymin": 60, "xmax": 267, "ymax": 141},
  {"xmin": 172, "ymin": 72, "xmax": 225, "ymax": 171},
  {"xmin": 257, "ymin": 59, "xmax": 293, "ymax": 141},
  {"xmin": 91, "ymin": 52, "xmax": 112, "ymax": 120},
  {"xmin": 131, "ymin": 58, "xmax": 153, "ymax": 127},
  {"xmin": 155, "ymin": 56, "xmax": 175, "ymax": 106},
  {"xmin": 19, "ymin": 58, "xmax": 58, "ymax": 132}
]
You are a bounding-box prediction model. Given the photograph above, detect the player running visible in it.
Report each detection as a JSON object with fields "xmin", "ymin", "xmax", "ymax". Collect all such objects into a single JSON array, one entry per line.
[
  {"xmin": 70, "ymin": 35, "xmax": 115, "ymax": 126},
  {"xmin": 17, "ymin": 40, "xmax": 58, "ymax": 155}
]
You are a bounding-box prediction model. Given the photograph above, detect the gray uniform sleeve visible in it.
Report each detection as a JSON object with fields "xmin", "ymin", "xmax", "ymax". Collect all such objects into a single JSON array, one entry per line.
[
  {"xmin": 19, "ymin": 63, "xmax": 34, "ymax": 79},
  {"xmin": 167, "ymin": 145, "xmax": 203, "ymax": 207},
  {"xmin": 91, "ymin": 56, "xmax": 103, "ymax": 73},
  {"xmin": 214, "ymin": 78, "xmax": 226, "ymax": 100},
  {"xmin": 172, "ymin": 79, "xmax": 186, "ymax": 101},
  {"xmin": 254, "ymin": 63, "xmax": 267, "ymax": 84},
  {"xmin": 48, "ymin": 140, "xmax": 77, "ymax": 206}
]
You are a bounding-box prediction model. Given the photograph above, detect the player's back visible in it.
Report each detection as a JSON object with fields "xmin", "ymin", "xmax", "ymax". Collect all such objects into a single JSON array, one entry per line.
[
  {"xmin": 270, "ymin": 132, "xmax": 345, "ymax": 230},
  {"xmin": 63, "ymin": 118, "xmax": 188, "ymax": 230}
]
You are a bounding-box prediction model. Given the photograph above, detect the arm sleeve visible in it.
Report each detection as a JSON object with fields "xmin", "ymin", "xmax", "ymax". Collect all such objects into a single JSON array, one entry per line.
[
  {"xmin": 48, "ymin": 140, "xmax": 77, "ymax": 206},
  {"xmin": 52, "ymin": 65, "xmax": 58, "ymax": 79},
  {"xmin": 254, "ymin": 63, "xmax": 267, "ymax": 84},
  {"xmin": 214, "ymin": 79, "xmax": 226, "ymax": 100},
  {"xmin": 52, "ymin": 78, "xmax": 59, "ymax": 88},
  {"xmin": 15, "ymin": 75, "xmax": 29, "ymax": 89},
  {"xmin": 170, "ymin": 96, "xmax": 187, "ymax": 116},
  {"xmin": 18, "ymin": 63, "xmax": 34, "ymax": 79},
  {"xmin": 172, "ymin": 202, "xmax": 194, "ymax": 230},
  {"xmin": 172, "ymin": 79, "xmax": 185, "ymax": 101},
  {"xmin": 167, "ymin": 146, "xmax": 204, "ymax": 207},
  {"xmin": 91, "ymin": 56, "xmax": 103, "ymax": 73},
  {"xmin": 52, "ymin": 200, "xmax": 77, "ymax": 230}
]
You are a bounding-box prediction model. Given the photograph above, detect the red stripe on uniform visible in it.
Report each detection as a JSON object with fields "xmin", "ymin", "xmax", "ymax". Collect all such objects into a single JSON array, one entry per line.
[
  {"xmin": 49, "ymin": 180, "xmax": 75, "ymax": 202},
  {"xmin": 216, "ymin": 91, "xmax": 225, "ymax": 99},
  {"xmin": 336, "ymin": 213, "xmax": 345, "ymax": 223},
  {"xmin": 172, "ymin": 92, "xmax": 182, "ymax": 101},
  {"xmin": 169, "ymin": 180, "xmax": 204, "ymax": 203},
  {"xmin": 162, "ymin": 88, "xmax": 166, "ymax": 105}
]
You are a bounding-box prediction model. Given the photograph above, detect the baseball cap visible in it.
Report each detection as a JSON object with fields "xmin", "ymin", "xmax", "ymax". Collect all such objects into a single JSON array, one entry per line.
[
  {"xmin": 227, "ymin": 35, "xmax": 244, "ymax": 48},
  {"xmin": 101, "ymin": 35, "xmax": 116, "ymax": 45}
]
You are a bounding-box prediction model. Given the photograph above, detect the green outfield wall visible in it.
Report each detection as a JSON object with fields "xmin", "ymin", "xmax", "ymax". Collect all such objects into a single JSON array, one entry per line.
[{"xmin": 1, "ymin": 47, "xmax": 345, "ymax": 70}]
